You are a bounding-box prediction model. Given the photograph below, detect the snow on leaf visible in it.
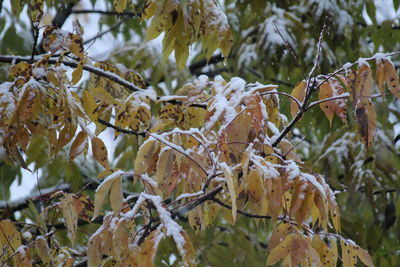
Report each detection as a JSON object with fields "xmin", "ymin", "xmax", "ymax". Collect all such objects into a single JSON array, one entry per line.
[
  {"xmin": 14, "ymin": 245, "xmax": 32, "ymax": 266},
  {"xmin": 141, "ymin": 194, "xmax": 196, "ymax": 266}
]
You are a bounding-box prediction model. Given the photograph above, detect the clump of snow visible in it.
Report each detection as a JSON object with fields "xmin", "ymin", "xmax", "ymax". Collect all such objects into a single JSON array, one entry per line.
[
  {"xmin": 342, "ymin": 62, "xmax": 352, "ymax": 71},
  {"xmin": 357, "ymin": 58, "xmax": 370, "ymax": 67},
  {"xmin": 0, "ymin": 82, "xmax": 16, "ymax": 118}
]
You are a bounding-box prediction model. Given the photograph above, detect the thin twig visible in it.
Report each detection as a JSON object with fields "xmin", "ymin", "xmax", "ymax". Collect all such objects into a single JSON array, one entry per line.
[
  {"xmin": 272, "ymin": 23, "xmax": 326, "ymax": 147},
  {"xmin": 273, "ymin": 21, "xmax": 306, "ymax": 80},
  {"xmin": 305, "ymin": 93, "xmax": 350, "ymax": 111},
  {"xmin": 211, "ymin": 197, "xmax": 272, "ymax": 219},
  {"xmin": 97, "ymin": 118, "xmax": 147, "ymax": 136}
]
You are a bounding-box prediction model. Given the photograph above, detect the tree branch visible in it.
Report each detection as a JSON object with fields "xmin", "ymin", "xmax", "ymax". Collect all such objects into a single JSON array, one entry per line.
[
  {"xmin": 71, "ymin": 9, "xmax": 139, "ymax": 17},
  {"xmin": 211, "ymin": 197, "xmax": 272, "ymax": 219},
  {"xmin": 0, "ymin": 55, "xmax": 145, "ymax": 92},
  {"xmin": 272, "ymin": 24, "xmax": 326, "ymax": 147},
  {"xmin": 97, "ymin": 118, "xmax": 147, "ymax": 137}
]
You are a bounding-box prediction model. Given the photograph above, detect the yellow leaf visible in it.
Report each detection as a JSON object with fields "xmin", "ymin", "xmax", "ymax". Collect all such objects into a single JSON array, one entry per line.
[
  {"xmin": 29, "ymin": 0, "xmax": 43, "ymax": 24},
  {"xmin": 134, "ymin": 139, "xmax": 159, "ymax": 176},
  {"xmin": 355, "ymin": 64, "xmax": 376, "ymax": 148},
  {"xmin": 221, "ymin": 162, "xmax": 236, "ymax": 222},
  {"xmin": 69, "ymin": 131, "xmax": 88, "ymax": 160},
  {"xmin": 311, "ymin": 236, "xmax": 336, "ymax": 267},
  {"xmin": 14, "ymin": 245, "xmax": 32, "ymax": 267},
  {"xmin": 91, "ymin": 137, "xmax": 109, "ymax": 169},
  {"xmin": 0, "ymin": 220, "xmax": 22, "ymax": 259},
  {"xmin": 340, "ymin": 239, "xmax": 356, "ymax": 267},
  {"xmin": 266, "ymin": 233, "xmax": 295, "ymax": 266},
  {"xmin": 68, "ymin": 33, "xmax": 84, "ymax": 58},
  {"xmin": 355, "ymin": 99, "xmax": 376, "ymax": 149},
  {"xmin": 268, "ymin": 222, "xmax": 291, "ymax": 251},
  {"xmin": 114, "ymin": 0, "xmax": 127, "ymax": 13},
  {"xmin": 71, "ymin": 61, "xmax": 83, "ymax": 85},
  {"xmin": 376, "ymin": 58, "xmax": 387, "ymax": 95},
  {"xmin": 93, "ymin": 170, "xmax": 124, "ymax": 218},
  {"xmin": 60, "ymin": 194, "xmax": 78, "ymax": 245},
  {"xmin": 318, "ymin": 81, "xmax": 334, "ymax": 125},
  {"xmin": 82, "ymin": 90, "xmax": 98, "ymax": 122},
  {"xmin": 356, "ymin": 246, "xmax": 374, "ymax": 267},
  {"xmin": 383, "ymin": 58, "xmax": 400, "ymax": 98},
  {"xmin": 290, "ymin": 81, "xmax": 307, "ymax": 119},
  {"xmin": 36, "ymin": 237, "xmax": 51, "ymax": 266},
  {"xmin": 245, "ymin": 168, "xmax": 264, "ymax": 203},
  {"xmin": 155, "ymin": 147, "xmax": 174, "ymax": 197},
  {"xmin": 10, "ymin": 62, "xmax": 32, "ymax": 80},
  {"xmin": 57, "ymin": 123, "xmax": 77, "ymax": 154},
  {"xmin": 109, "ymin": 176, "xmax": 123, "ymax": 216}
]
